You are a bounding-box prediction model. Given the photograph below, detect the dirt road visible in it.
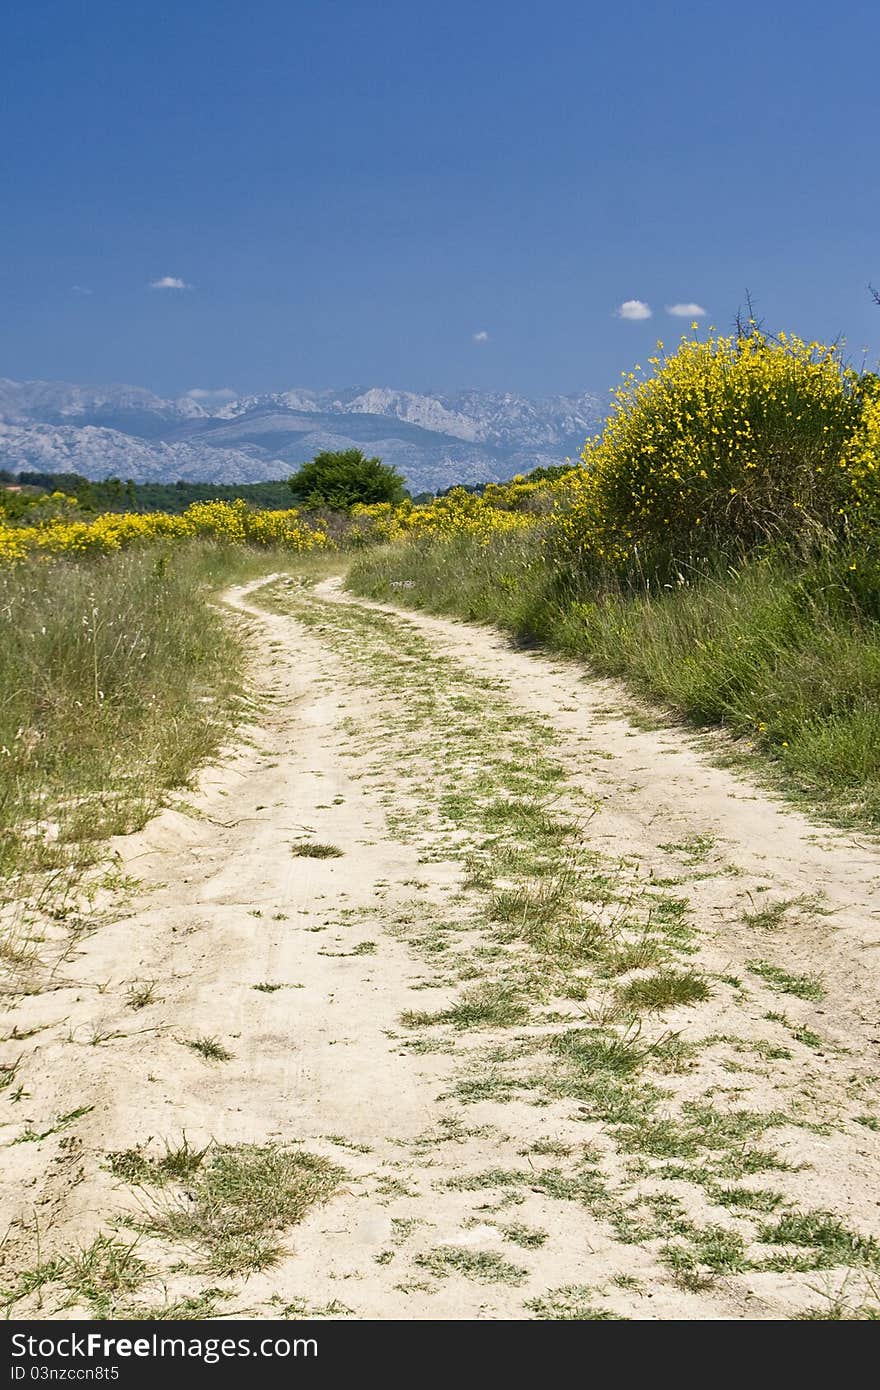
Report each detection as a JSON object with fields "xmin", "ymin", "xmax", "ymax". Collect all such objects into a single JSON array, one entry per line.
[{"xmin": 2, "ymin": 572, "xmax": 879, "ymax": 1319}]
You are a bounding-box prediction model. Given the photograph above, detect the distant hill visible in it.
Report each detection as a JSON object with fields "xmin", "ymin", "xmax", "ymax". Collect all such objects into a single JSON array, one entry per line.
[{"xmin": 0, "ymin": 379, "xmax": 602, "ymax": 491}]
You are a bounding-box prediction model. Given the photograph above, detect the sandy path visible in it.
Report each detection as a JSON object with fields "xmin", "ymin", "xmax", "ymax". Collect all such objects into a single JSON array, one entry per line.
[
  {"xmin": 1, "ymin": 572, "xmax": 879, "ymax": 1321},
  {"xmin": 314, "ymin": 577, "xmax": 880, "ymax": 1021}
]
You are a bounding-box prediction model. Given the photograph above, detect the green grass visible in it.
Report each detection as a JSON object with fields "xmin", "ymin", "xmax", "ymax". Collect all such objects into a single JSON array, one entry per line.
[
  {"xmin": 0, "ymin": 1058, "xmax": 21, "ymax": 1091},
  {"xmin": 759, "ymin": 1210, "xmax": 880, "ymax": 1272},
  {"xmin": 796, "ymin": 1303, "xmax": 880, "ymax": 1319},
  {"xmin": 527, "ymin": 1285, "xmax": 625, "ymax": 1319},
  {"xmin": 7, "ymin": 1143, "xmax": 342, "ymax": 1311},
  {"xmin": 618, "ymin": 969, "xmax": 711, "ymax": 1011},
  {"xmin": 401, "ymin": 980, "xmax": 529, "ymax": 1031},
  {"xmin": 1, "ymin": 1235, "xmax": 148, "ymax": 1316},
  {"xmin": 291, "ymin": 841, "xmax": 344, "ymax": 859},
  {"xmin": 348, "ymin": 535, "xmax": 880, "ymax": 830},
  {"xmin": 662, "ymin": 1224, "xmax": 750, "ymax": 1282},
  {"xmin": 144, "ymin": 1143, "xmax": 342, "ymax": 1276},
  {"xmin": 183, "ymin": 1035, "xmax": 234, "ymax": 1063},
  {"xmin": 414, "ymin": 1246, "xmax": 527, "ymax": 1285},
  {"xmin": 742, "ymin": 897, "xmax": 801, "ymax": 930},
  {"xmin": 57, "ymin": 1236, "xmax": 148, "ymax": 1312},
  {"xmin": 108, "ymin": 1137, "xmax": 209, "ymax": 1185},
  {"xmin": 747, "ymin": 960, "xmax": 826, "ymax": 1001},
  {"xmin": 125, "ymin": 981, "xmax": 157, "ymax": 1010},
  {"xmin": 0, "ymin": 547, "xmax": 242, "ymax": 863},
  {"xmin": 708, "ymin": 1185, "xmax": 786, "ymax": 1214},
  {"xmin": 501, "ymin": 1222, "xmax": 548, "ymax": 1249},
  {"xmin": 550, "ymin": 1025, "xmax": 655, "ymax": 1076},
  {"xmin": 14, "ymin": 1105, "xmax": 94, "ymax": 1144},
  {"xmin": 657, "ymin": 835, "xmax": 716, "ymax": 863}
]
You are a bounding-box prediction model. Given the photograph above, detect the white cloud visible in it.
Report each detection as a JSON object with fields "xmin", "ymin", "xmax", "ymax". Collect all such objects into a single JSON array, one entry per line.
[
  {"xmin": 616, "ymin": 300, "xmax": 652, "ymax": 321},
  {"xmin": 185, "ymin": 387, "xmax": 237, "ymax": 402},
  {"xmin": 71, "ymin": 284, "xmax": 93, "ymax": 295},
  {"xmin": 666, "ymin": 302, "xmax": 707, "ymax": 318},
  {"xmin": 150, "ymin": 275, "xmax": 190, "ymax": 290},
  {"xmin": 472, "ymin": 329, "xmax": 490, "ymax": 343}
]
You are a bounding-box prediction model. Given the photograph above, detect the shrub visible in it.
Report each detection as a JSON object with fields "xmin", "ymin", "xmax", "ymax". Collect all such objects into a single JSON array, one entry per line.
[
  {"xmin": 0, "ymin": 500, "xmax": 327, "ymax": 563},
  {"xmin": 843, "ymin": 378, "xmax": 880, "ymax": 537},
  {"xmin": 288, "ymin": 449, "xmax": 406, "ymax": 509},
  {"xmin": 553, "ymin": 329, "xmax": 861, "ymax": 578}
]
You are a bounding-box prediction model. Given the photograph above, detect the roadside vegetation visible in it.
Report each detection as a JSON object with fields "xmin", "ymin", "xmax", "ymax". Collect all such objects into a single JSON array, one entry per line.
[
  {"xmin": 0, "ymin": 495, "xmax": 327, "ymax": 562},
  {"xmin": 0, "ymin": 544, "xmax": 286, "ymax": 967}
]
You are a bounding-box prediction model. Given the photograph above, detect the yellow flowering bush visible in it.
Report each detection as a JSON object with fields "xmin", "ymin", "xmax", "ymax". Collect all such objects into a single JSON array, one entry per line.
[
  {"xmin": 347, "ymin": 500, "xmax": 415, "ymax": 546},
  {"xmin": 553, "ymin": 329, "xmax": 861, "ymax": 574},
  {"xmin": 0, "ymin": 499, "xmax": 328, "ymax": 564},
  {"xmin": 349, "ymin": 485, "xmax": 545, "ymax": 548},
  {"xmin": 0, "ymin": 484, "xmax": 553, "ymax": 566},
  {"xmin": 401, "ymin": 487, "xmax": 536, "ymax": 542},
  {"xmin": 842, "ymin": 378, "xmax": 880, "ymax": 530}
]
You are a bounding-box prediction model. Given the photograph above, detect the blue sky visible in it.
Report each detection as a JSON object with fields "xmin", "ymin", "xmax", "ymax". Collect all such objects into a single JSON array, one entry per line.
[{"xmin": 2, "ymin": 0, "xmax": 878, "ymax": 401}]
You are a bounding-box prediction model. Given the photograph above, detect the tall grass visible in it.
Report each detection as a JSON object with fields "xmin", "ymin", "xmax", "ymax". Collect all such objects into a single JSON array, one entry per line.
[
  {"xmin": 348, "ymin": 532, "xmax": 880, "ymax": 827},
  {"xmin": 0, "ymin": 542, "xmax": 285, "ymax": 935}
]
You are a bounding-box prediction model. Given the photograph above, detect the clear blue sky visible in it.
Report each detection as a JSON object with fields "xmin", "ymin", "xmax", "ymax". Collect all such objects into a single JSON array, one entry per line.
[{"xmin": 2, "ymin": 0, "xmax": 878, "ymax": 401}]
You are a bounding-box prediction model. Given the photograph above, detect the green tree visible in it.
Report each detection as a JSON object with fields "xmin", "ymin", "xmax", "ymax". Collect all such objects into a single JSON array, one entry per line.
[{"xmin": 287, "ymin": 449, "xmax": 406, "ymax": 509}]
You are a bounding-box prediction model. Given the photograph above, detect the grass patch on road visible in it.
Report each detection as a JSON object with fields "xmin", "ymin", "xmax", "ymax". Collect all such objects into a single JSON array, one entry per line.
[
  {"xmin": 747, "ymin": 961, "xmax": 826, "ymax": 1001},
  {"xmin": 401, "ymin": 981, "xmax": 529, "ymax": 1031},
  {"xmin": 618, "ymin": 968, "xmax": 711, "ymax": 1011},
  {"xmin": 144, "ymin": 1143, "xmax": 343, "ymax": 1277},
  {"xmin": 414, "ymin": 1246, "xmax": 527, "ymax": 1285},
  {"xmin": 291, "ymin": 841, "xmax": 344, "ymax": 859},
  {"xmin": 183, "ymin": 1035, "xmax": 234, "ymax": 1063},
  {"xmin": 527, "ymin": 1285, "xmax": 625, "ymax": 1319}
]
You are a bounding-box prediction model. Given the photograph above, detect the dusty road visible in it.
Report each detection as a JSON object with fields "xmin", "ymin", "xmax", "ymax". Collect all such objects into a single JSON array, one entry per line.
[{"xmin": 2, "ymin": 571, "xmax": 879, "ymax": 1319}]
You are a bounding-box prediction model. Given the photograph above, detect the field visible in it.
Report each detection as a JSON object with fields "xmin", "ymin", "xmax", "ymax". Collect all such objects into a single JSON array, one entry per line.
[{"xmin": 1, "ymin": 327, "xmax": 879, "ymax": 1320}]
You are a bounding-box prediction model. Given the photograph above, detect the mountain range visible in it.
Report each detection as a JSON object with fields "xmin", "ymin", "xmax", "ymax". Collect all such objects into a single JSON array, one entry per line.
[{"xmin": 0, "ymin": 379, "xmax": 603, "ymax": 492}]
